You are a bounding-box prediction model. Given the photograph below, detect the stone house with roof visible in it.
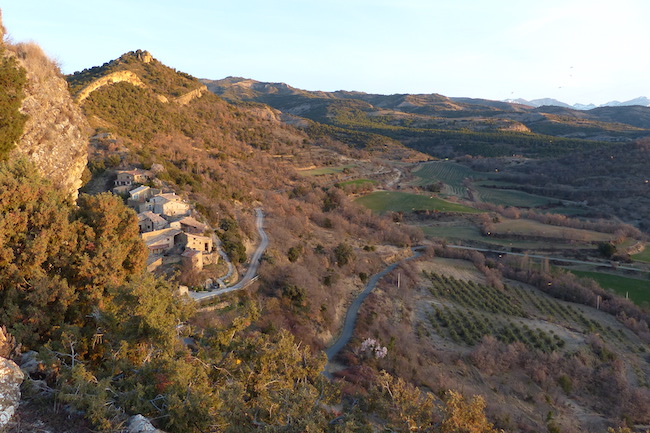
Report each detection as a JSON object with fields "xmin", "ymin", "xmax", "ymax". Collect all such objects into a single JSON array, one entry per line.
[
  {"xmin": 179, "ymin": 232, "xmax": 213, "ymax": 253},
  {"xmin": 128, "ymin": 185, "xmax": 161, "ymax": 205},
  {"xmin": 181, "ymin": 248, "xmax": 203, "ymax": 271},
  {"xmin": 151, "ymin": 193, "xmax": 191, "ymax": 217},
  {"xmin": 172, "ymin": 216, "xmax": 209, "ymax": 235},
  {"xmin": 141, "ymin": 228, "xmax": 182, "ymax": 255},
  {"xmin": 138, "ymin": 211, "xmax": 169, "ymax": 233},
  {"xmin": 114, "ymin": 169, "xmax": 151, "ymax": 187}
]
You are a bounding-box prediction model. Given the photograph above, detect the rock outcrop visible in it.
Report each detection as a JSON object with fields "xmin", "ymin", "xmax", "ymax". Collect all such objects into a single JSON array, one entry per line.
[
  {"xmin": 0, "ymin": 357, "xmax": 23, "ymax": 430},
  {"xmin": 8, "ymin": 41, "xmax": 88, "ymax": 199},
  {"xmin": 75, "ymin": 70, "xmax": 146, "ymax": 103},
  {"xmin": 127, "ymin": 414, "xmax": 166, "ymax": 433},
  {"xmin": 173, "ymin": 85, "xmax": 207, "ymax": 105}
]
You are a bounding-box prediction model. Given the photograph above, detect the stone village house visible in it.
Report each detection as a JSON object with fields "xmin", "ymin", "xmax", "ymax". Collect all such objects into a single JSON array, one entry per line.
[{"xmin": 118, "ymin": 177, "xmax": 218, "ymax": 274}]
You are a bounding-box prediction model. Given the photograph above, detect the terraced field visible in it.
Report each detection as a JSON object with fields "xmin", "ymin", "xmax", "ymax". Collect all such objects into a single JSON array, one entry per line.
[
  {"xmin": 412, "ymin": 161, "xmax": 488, "ymax": 197},
  {"xmin": 421, "ymin": 224, "xmax": 598, "ymax": 251},
  {"xmin": 474, "ymin": 186, "xmax": 556, "ymax": 208},
  {"xmin": 491, "ymin": 218, "xmax": 613, "ymax": 243},
  {"xmin": 412, "ymin": 161, "xmax": 560, "ymax": 208},
  {"xmin": 355, "ymin": 191, "xmax": 481, "ymax": 214}
]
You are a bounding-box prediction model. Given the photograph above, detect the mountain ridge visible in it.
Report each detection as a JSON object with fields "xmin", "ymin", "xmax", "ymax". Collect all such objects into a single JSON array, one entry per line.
[
  {"xmin": 507, "ymin": 96, "xmax": 650, "ymax": 110},
  {"xmin": 204, "ymin": 77, "xmax": 650, "ymax": 148}
]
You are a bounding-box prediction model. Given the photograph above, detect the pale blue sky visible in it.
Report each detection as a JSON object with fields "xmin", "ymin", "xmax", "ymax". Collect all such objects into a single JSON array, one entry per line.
[{"xmin": 2, "ymin": 1, "xmax": 649, "ymax": 105}]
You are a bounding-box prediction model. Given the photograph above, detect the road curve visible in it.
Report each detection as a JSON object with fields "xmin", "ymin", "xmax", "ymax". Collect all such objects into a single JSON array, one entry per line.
[
  {"xmin": 190, "ymin": 208, "xmax": 268, "ymax": 301},
  {"xmin": 323, "ymin": 246, "xmax": 424, "ymax": 377}
]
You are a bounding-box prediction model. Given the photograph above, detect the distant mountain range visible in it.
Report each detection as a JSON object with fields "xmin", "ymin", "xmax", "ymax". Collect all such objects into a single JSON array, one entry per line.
[
  {"xmin": 506, "ymin": 96, "xmax": 650, "ymax": 110},
  {"xmin": 204, "ymin": 77, "xmax": 650, "ymax": 148}
]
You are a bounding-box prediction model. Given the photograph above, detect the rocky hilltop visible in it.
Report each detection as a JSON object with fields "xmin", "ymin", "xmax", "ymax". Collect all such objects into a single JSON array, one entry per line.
[{"xmin": 1, "ymin": 12, "xmax": 88, "ymax": 198}]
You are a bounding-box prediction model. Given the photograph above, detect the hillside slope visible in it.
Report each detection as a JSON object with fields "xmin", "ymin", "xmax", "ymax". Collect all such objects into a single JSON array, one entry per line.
[
  {"xmin": 0, "ymin": 16, "xmax": 88, "ymax": 198},
  {"xmin": 67, "ymin": 50, "xmax": 424, "ymax": 349}
]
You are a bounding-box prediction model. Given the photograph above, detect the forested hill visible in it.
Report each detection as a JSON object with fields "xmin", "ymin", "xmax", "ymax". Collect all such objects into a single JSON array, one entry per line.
[{"xmin": 204, "ymin": 77, "xmax": 650, "ymax": 158}]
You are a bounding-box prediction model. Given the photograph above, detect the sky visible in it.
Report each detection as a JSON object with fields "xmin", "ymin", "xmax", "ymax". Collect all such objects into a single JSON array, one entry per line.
[{"xmin": 2, "ymin": 0, "xmax": 649, "ymax": 106}]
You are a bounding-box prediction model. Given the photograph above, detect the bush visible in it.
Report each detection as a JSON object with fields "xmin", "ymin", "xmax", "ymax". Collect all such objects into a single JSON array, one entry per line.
[
  {"xmin": 334, "ymin": 242, "xmax": 354, "ymax": 267},
  {"xmin": 0, "ymin": 46, "xmax": 28, "ymax": 160}
]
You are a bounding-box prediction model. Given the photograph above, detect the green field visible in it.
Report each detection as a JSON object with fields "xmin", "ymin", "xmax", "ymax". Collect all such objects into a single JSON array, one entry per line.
[
  {"xmin": 422, "ymin": 224, "xmax": 598, "ymax": 251},
  {"xmin": 298, "ymin": 164, "xmax": 355, "ymax": 176},
  {"xmin": 632, "ymin": 245, "xmax": 650, "ymax": 263},
  {"xmin": 570, "ymin": 270, "xmax": 650, "ymax": 306},
  {"xmin": 475, "ymin": 186, "xmax": 556, "ymax": 208},
  {"xmin": 491, "ymin": 218, "xmax": 613, "ymax": 243},
  {"xmin": 412, "ymin": 161, "xmax": 558, "ymax": 208},
  {"xmin": 355, "ymin": 191, "xmax": 481, "ymax": 214},
  {"xmin": 474, "ymin": 180, "xmax": 519, "ymax": 188},
  {"xmin": 541, "ymin": 206, "xmax": 594, "ymax": 217},
  {"xmin": 412, "ymin": 161, "xmax": 488, "ymax": 197}
]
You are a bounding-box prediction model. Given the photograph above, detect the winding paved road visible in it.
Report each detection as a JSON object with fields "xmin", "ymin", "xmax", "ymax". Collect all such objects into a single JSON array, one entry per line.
[
  {"xmin": 323, "ymin": 246, "xmax": 424, "ymax": 377},
  {"xmin": 190, "ymin": 208, "xmax": 268, "ymax": 301}
]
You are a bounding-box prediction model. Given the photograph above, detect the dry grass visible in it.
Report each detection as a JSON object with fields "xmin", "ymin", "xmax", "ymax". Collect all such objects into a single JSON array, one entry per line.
[{"xmin": 12, "ymin": 42, "xmax": 61, "ymax": 83}]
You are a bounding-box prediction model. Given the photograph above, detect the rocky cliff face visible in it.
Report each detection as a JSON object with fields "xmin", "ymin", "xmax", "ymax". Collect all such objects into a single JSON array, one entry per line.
[
  {"xmin": 0, "ymin": 12, "xmax": 88, "ymax": 199},
  {"xmin": 7, "ymin": 42, "xmax": 89, "ymax": 199},
  {"xmin": 0, "ymin": 357, "xmax": 23, "ymax": 430}
]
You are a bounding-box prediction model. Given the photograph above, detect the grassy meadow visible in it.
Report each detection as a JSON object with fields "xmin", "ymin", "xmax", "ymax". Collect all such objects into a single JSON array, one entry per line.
[
  {"xmin": 570, "ymin": 270, "xmax": 650, "ymax": 306},
  {"xmin": 355, "ymin": 191, "xmax": 481, "ymax": 214},
  {"xmin": 632, "ymin": 245, "xmax": 650, "ymax": 263},
  {"xmin": 491, "ymin": 218, "xmax": 613, "ymax": 243},
  {"xmin": 412, "ymin": 161, "xmax": 485, "ymax": 197},
  {"xmin": 474, "ymin": 186, "xmax": 556, "ymax": 208}
]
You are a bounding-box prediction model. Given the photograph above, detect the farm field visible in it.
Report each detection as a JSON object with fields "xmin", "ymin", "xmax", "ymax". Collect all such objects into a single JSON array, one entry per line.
[
  {"xmin": 412, "ymin": 161, "xmax": 489, "ymax": 197},
  {"xmin": 570, "ymin": 270, "xmax": 650, "ymax": 306},
  {"xmin": 411, "ymin": 161, "xmax": 563, "ymax": 208},
  {"xmin": 421, "ymin": 224, "xmax": 599, "ymax": 251},
  {"xmin": 419, "ymin": 270, "xmax": 638, "ymax": 354},
  {"xmin": 298, "ymin": 164, "xmax": 355, "ymax": 176},
  {"xmin": 474, "ymin": 180, "xmax": 520, "ymax": 188},
  {"xmin": 632, "ymin": 245, "xmax": 650, "ymax": 263},
  {"xmin": 491, "ymin": 218, "xmax": 613, "ymax": 243},
  {"xmin": 540, "ymin": 205, "xmax": 594, "ymax": 216},
  {"xmin": 474, "ymin": 186, "xmax": 557, "ymax": 208},
  {"xmin": 355, "ymin": 191, "xmax": 481, "ymax": 214}
]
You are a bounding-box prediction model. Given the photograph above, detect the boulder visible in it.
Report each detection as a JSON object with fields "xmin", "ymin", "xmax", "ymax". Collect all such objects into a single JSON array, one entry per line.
[
  {"xmin": 0, "ymin": 357, "xmax": 24, "ymax": 429},
  {"xmin": 127, "ymin": 414, "xmax": 166, "ymax": 433},
  {"xmin": 18, "ymin": 351, "xmax": 41, "ymax": 376}
]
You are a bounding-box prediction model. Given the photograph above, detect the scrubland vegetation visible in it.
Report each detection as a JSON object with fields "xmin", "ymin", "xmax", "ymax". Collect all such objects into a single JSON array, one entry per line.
[
  {"xmin": 3, "ymin": 34, "xmax": 650, "ymax": 432},
  {"xmin": 0, "ymin": 44, "xmax": 27, "ymax": 159}
]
